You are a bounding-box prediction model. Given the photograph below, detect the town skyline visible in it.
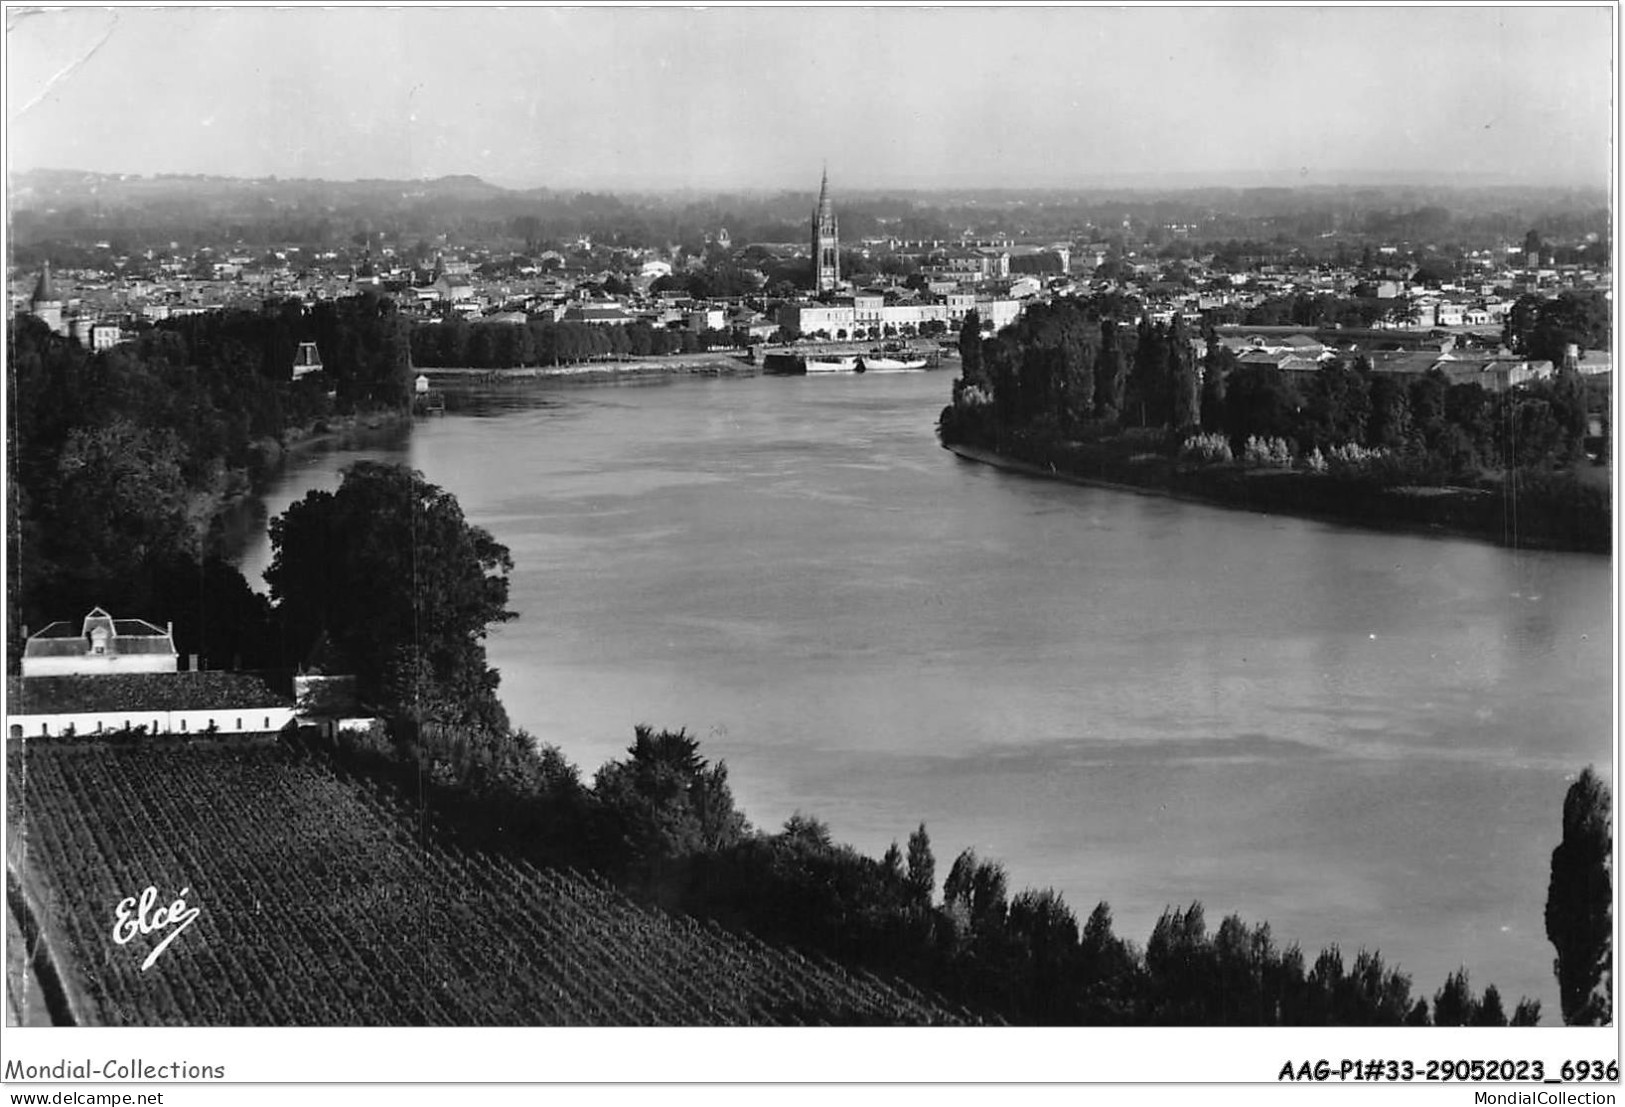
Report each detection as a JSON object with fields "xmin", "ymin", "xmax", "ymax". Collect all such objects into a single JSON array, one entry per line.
[{"xmin": 6, "ymin": 6, "xmax": 1615, "ymax": 192}]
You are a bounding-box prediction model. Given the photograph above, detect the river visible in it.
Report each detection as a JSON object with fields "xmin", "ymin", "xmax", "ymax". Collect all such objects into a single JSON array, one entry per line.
[{"xmin": 235, "ymin": 371, "xmax": 1613, "ymax": 1020}]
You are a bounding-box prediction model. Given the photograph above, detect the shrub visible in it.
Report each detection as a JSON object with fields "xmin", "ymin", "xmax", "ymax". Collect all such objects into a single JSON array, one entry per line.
[
  {"xmin": 1243, "ymin": 436, "xmax": 1295, "ymax": 468},
  {"xmin": 1305, "ymin": 447, "xmax": 1327, "ymax": 473},
  {"xmin": 1325, "ymin": 442, "xmax": 1389, "ymax": 476},
  {"xmin": 1179, "ymin": 432, "xmax": 1233, "ymax": 464}
]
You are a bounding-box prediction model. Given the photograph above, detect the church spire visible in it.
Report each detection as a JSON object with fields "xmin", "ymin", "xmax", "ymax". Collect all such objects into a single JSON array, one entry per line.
[
  {"xmin": 33, "ymin": 260, "xmax": 58, "ymax": 304},
  {"xmin": 810, "ymin": 165, "xmax": 839, "ymax": 293}
]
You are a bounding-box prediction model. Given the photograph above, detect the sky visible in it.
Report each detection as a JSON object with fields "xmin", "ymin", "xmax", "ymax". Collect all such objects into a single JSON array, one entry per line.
[{"xmin": 4, "ymin": 5, "xmax": 1616, "ymax": 191}]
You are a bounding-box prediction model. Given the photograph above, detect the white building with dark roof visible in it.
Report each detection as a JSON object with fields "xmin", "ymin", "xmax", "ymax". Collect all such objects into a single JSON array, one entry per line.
[
  {"xmin": 6, "ymin": 673, "xmax": 296, "ymax": 739},
  {"xmin": 21, "ymin": 608, "xmax": 177, "ymax": 677},
  {"xmin": 9, "ymin": 608, "xmax": 297, "ymax": 738}
]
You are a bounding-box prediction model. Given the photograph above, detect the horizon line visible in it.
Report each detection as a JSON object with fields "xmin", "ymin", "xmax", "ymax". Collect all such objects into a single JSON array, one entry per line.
[{"xmin": 9, "ymin": 166, "xmax": 1611, "ymax": 196}]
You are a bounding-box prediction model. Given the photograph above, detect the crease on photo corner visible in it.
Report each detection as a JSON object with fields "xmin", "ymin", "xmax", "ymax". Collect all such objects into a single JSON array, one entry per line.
[{"xmin": 8, "ymin": 9, "xmax": 121, "ymax": 121}]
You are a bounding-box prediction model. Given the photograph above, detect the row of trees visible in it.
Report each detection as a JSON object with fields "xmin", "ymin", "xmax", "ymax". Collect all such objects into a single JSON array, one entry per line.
[
  {"xmin": 407, "ymin": 317, "xmax": 729, "ymax": 369},
  {"xmin": 1214, "ymin": 358, "xmax": 1596, "ymax": 475},
  {"xmin": 947, "ymin": 298, "xmax": 1600, "ymax": 481},
  {"xmin": 955, "ymin": 303, "xmax": 1212, "ymax": 438}
]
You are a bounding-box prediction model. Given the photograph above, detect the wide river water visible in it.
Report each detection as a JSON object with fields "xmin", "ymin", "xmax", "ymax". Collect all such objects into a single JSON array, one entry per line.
[{"xmin": 236, "ymin": 371, "xmax": 1613, "ymax": 1019}]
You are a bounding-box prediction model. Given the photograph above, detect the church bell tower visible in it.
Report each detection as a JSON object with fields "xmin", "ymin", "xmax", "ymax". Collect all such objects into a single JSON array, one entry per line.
[{"xmin": 810, "ymin": 167, "xmax": 839, "ymax": 293}]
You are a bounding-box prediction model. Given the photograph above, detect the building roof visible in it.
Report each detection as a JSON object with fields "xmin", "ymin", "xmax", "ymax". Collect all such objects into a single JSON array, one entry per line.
[
  {"xmin": 568, "ymin": 306, "xmax": 634, "ymax": 322},
  {"xmin": 23, "ymin": 608, "xmax": 176, "ymax": 659},
  {"xmin": 24, "ymin": 636, "xmax": 175, "ymax": 659},
  {"xmin": 1364, "ymin": 350, "xmax": 1445, "ymax": 377},
  {"xmin": 29, "ymin": 621, "xmax": 85, "ymax": 640},
  {"xmin": 8, "ymin": 672, "xmax": 292, "ymax": 716},
  {"xmin": 1237, "ymin": 350, "xmax": 1289, "ymax": 367}
]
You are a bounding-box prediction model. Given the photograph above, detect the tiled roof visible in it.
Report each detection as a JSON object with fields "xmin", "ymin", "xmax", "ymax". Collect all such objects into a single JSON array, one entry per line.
[
  {"xmin": 8, "ymin": 673, "xmax": 292, "ymax": 715},
  {"xmin": 29, "ymin": 621, "xmax": 82, "ymax": 640},
  {"xmin": 1365, "ymin": 351, "xmax": 1442, "ymax": 376},
  {"xmin": 26, "ymin": 611, "xmax": 170, "ymax": 650},
  {"xmin": 25, "ymin": 635, "xmax": 174, "ymax": 658}
]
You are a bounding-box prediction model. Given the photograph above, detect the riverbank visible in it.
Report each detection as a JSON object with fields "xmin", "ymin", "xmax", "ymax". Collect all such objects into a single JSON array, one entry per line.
[
  {"xmin": 421, "ymin": 349, "xmax": 759, "ymax": 386},
  {"xmin": 207, "ymin": 407, "xmax": 414, "ymax": 561},
  {"xmin": 247, "ymin": 406, "xmax": 413, "ymax": 475},
  {"xmin": 943, "ymin": 438, "xmax": 1611, "ymax": 554}
]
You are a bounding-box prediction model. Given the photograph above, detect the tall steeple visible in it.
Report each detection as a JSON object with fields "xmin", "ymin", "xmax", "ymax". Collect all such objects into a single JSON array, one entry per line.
[
  {"xmin": 32, "ymin": 261, "xmax": 59, "ymax": 305},
  {"xmin": 810, "ymin": 165, "xmax": 839, "ymax": 293},
  {"xmin": 30, "ymin": 261, "xmax": 65, "ymax": 335}
]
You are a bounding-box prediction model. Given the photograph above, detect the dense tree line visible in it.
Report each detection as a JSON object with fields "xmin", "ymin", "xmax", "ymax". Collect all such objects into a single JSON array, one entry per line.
[
  {"xmin": 1199, "ymin": 292, "xmax": 1390, "ymax": 330},
  {"xmin": 1502, "ymin": 291, "xmax": 1612, "ymax": 365},
  {"xmin": 7, "ymin": 295, "xmax": 411, "ymax": 668},
  {"xmin": 407, "ymin": 317, "xmax": 727, "ymax": 369},
  {"xmin": 943, "ymin": 295, "xmax": 1601, "ymax": 484},
  {"xmin": 649, "ymin": 261, "xmax": 763, "ymax": 300}
]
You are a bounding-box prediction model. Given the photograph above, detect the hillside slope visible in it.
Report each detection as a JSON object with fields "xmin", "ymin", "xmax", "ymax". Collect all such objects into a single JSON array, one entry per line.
[{"xmin": 5, "ymin": 735, "xmax": 978, "ymax": 1026}]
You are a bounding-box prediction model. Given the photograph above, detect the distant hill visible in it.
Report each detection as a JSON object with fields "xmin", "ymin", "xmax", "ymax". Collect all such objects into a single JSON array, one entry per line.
[
  {"xmin": 6, "ymin": 167, "xmax": 1608, "ymax": 263},
  {"xmin": 10, "ymin": 169, "xmax": 514, "ymax": 209}
]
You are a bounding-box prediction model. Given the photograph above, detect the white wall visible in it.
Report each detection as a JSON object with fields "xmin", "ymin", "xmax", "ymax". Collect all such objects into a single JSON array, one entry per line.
[
  {"xmin": 7, "ymin": 706, "xmax": 297, "ymax": 739},
  {"xmin": 21, "ymin": 654, "xmax": 177, "ymax": 678}
]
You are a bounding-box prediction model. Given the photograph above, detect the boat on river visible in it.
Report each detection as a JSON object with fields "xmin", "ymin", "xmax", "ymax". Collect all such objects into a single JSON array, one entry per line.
[
  {"xmin": 762, "ymin": 349, "xmax": 927, "ymax": 374},
  {"xmin": 859, "ymin": 354, "xmax": 929, "ymax": 372}
]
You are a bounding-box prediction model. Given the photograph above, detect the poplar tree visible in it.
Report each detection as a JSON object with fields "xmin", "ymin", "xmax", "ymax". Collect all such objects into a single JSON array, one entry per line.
[
  {"xmin": 905, "ymin": 823, "xmax": 935, "ymax": 906},
  {"xmin": 1546, "ymin": 766, "xmax": 1613, "ymax": 1025},
  {"xmin": 1169, "ymin": 317, "xmax": 1202, "ymax": 432},
  {"xmin": 957, "ymin": 311, "xmax": 985, "ymax": 387},
  {"xmin": 1096, "ymin": 319, "xmax": 1127, "ymax": 417}
]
